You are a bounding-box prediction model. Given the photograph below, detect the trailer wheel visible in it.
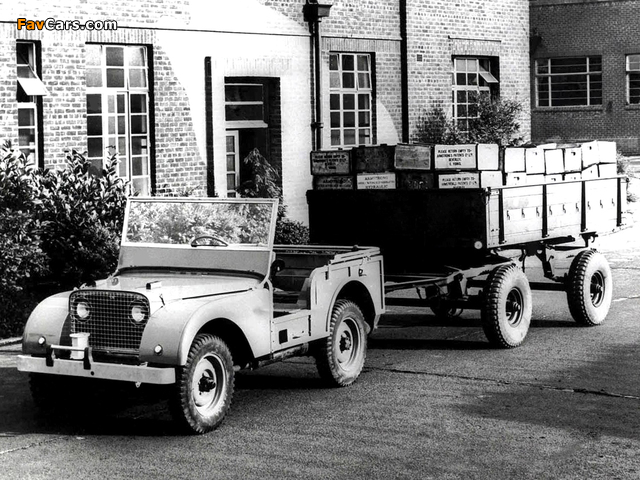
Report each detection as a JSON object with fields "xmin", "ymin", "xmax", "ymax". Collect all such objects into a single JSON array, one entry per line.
[
  {"xmin": 315, "ymin": 299, "xmax": 367, "ymax": 387},
  {"xmin": 566, "ymin": 250, "xmax": 612, "ymax": 326},
  {"xmin": 481, "ymin": 264, "xmax": 532, "ymax": 348},
  {"xmin": 430, "ymin": 303, "xmax": 463, "ymax": 319},
  {"xmin": 170, "ymin": 334, "xmax": 234, "ymax": 434}
]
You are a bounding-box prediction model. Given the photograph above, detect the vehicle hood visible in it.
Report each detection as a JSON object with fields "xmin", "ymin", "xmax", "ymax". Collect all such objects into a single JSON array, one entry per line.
[{"xmin": 90, "ymin": 272, "xmax": 261, "ymax": 313}]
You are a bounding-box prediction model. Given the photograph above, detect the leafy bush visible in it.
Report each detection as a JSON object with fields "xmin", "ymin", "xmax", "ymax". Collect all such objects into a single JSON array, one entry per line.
[
  {"xmin": 0, "ymin": 142, "xmax": 128, "ymax": 337},
  {"xmin": 237, "ymin": 148, "xmax": 310, "ymax": 245},
  {"xmin": 415, "ymin": 96, "xmax": 523, "ymax": 146}
]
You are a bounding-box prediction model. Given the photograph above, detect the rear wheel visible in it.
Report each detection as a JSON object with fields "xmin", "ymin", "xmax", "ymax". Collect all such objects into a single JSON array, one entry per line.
[
  {"xmin": 481, "ymin": 264, "xmax": 532, "ymax": 348},
  {"xmin": 315, "ymin": 300, "xmax": 367, "ymax": 387},
  {"xmin": 170, "ymin": 334, "xmax": 234, "ymax": 434},
  {"xmin": 567, "ymin": 250, "xmax": 612, "ymax": 326}
]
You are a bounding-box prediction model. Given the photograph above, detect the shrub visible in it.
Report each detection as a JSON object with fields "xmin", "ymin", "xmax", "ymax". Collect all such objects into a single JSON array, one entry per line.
[{"xmin": 415, "ymin": 96, "xmax": 524, "ymax": 146}]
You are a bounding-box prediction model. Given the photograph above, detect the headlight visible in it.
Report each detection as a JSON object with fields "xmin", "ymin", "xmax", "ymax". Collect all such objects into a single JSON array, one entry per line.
[
  {"xmin": 75, "ymin": 300, "xmax": 91, "ymax": 321},
  {"xmin": 130, "ymin": 301, "xmax": 149, "ymax": 325}
]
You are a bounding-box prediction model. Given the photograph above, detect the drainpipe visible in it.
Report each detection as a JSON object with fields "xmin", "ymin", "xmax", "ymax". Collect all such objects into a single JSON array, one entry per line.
[{"xmin": 304, "ymin": 1, "xmax": 332, "ymax": 150}]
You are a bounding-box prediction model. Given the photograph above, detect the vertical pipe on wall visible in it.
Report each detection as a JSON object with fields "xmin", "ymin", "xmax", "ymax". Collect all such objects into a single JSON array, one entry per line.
[
  {"xmin": 400, "ymin": 0, "xmax": 409, "ymax": 143},
  {"xmin": 313, "ymin": 20, "xmax": 324, "ymax": 150}
]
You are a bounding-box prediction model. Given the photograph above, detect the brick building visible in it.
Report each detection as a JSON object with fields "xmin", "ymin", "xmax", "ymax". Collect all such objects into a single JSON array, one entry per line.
[
  {"xmin": 530, "ymin": 0, "xmax": 640, "ymax": 154},
  {"xmin": 2, "ymin": 0, "xmax": 530, "ymax": 223}
]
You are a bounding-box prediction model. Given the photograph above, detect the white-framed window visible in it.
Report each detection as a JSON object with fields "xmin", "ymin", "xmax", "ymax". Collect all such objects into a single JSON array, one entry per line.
[
  {"xmin": 452, "ymin": 57, "xmax": 499, "ymax": 131},
  {"xmin": 535, "ymin": 56, "xmax": 602, "ymax": 108},
  {"xmin": 85, "ymin": 44, "xmax": 151, "ymax": 195},
  {"xmin": 224, "ymin": 83, "xmax": 267, "ymax": 130},
  {"xmin": 329, "ymin": 52, "xmax": 373, "ymax": 148},
  {"xmin": 225, "ymin": 131, "xmax": 240, "ymax": 197},
  {"xmin": 17, "ymin": 41, "xmax": 48, "ymax": 165},
  {"xmin": 626, "ymin": 54, "xmax": 640, "ymax": 105}
]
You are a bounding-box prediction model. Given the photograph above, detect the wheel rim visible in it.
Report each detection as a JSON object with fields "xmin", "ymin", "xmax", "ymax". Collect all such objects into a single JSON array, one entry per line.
[
  {"xmin": 192, "ymin": 353, "xmax": 226, "ymax": 416},
  {"xmin": 335, "ymin": 317, "xmax": 361, "ymax": 369},
  {"xmin": 505, "ymin": 288, "xmax": 524, "ymax": 327},
  {"xmin": 590, "ymin": 271, "xmax": 606, "ymax": 307}
]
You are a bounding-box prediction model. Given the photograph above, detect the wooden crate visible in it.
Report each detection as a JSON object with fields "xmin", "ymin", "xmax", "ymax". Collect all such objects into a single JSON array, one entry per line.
[
  {"xmin": 505, "ymin": 172, "xmax": 527, "ymax": 186},
  {"xmin": 503, "ymin": 148, "xmax": 526, "ymax": 173},
  {"xmin": 396, "ymin": 171, "xmax": 435, "ymax": 190},
  {"xmin": 480, "ymin": 171, "xmax": 504, "ymax": 188},
  {"xmin": 525, "ymin": 148, "xmax": 545, "ymax": 174},
  {"xmin": 598, "ymin": 163, "xmax": 617, "ymax": 178},
  {"xmin": 311, "ymin": 150, "xmax": 351, "ymax": 175},
  {"xmin": 313, "ymin": 175, "xmax": 355, "ymax": 190},
  {"xmin": 394, "ymin": 144, "xmax": 432, "ymax": 170},
  {"xmin": 526, "ymin": 174, "xmax": 545, "ymax": 185},
  {"xmin": 544, "ymin": 149, "xmax": 564, "ymax": 174},
  {"xmin": 434, "ymin": 144, "xmax": 499, "ymax": 171},
  {"xmin": 563, "ymin": 148, "xmax": 582, "ymax": 172},
  {"xmin": 598, "ymin": 141, "xmax": 617, "ymax": 163},
  {"xmin": 581, "ymin": 141, "xmax": 599, "ymax": 168},
  {"xmin": 356, "ymin": 172, "xmax": 396, "ymax": 190},
  {"xmin": 353, "ymin": 145, "xmax": 395, "ymax": 173},
  {"xmin": 437, "ymin": 172, "xmax": 480, "ymax": 189}
]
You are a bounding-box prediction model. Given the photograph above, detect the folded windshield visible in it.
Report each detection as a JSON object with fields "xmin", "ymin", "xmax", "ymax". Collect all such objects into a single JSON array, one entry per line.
[{"xmin": 124, "ymin": 199, "xmax": 276, "ymax": 247}]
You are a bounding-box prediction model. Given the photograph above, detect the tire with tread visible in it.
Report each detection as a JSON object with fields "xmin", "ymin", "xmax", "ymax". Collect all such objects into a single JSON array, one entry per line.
[
  {"xmin": 170, "ymin": 334, "xmax": 234, "ymax": 434},
  {"xmin": 481, "ymin": 264, "xmax": 532, "ymax": 348},
  {"xmin": 566, "ymin": 249, "xmax": 612, "ymax": 326},
  {"xmin": 315, "ymin": 299, "xmax": 367, "ymax": 387}
]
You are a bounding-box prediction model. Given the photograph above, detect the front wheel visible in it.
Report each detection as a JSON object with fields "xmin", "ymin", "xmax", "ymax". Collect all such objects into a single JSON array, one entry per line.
[
  {"xmin": 481, "ymin": 264, "xmax": 532, "ymax": 348},
  {"xmin": 566, "ymin": 250, "xmax": 612, "ymax": 326},
  {"xmin": 170, "ymin": 334, "xmax": 234, "ymax": 434},
  {"xmin": 315, "ymin": 300, "xmax": 367, "ymax": 387}
]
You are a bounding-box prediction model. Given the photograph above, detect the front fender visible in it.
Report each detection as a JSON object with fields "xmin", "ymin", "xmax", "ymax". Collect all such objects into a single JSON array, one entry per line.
[
  {"xmin": 139, "ymin": 288, "xmax": 271, "ymax": 366},
  {"xmin": 22, "ymin": 292, "xmax": 72, "ymax": 355}
]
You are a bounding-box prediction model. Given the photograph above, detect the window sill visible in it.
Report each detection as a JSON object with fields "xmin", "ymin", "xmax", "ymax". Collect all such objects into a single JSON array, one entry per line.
[
  {"xmin": 624, "ymin": 104, "xmax": 640, "ymax": 111},
  {"xmin": 533, "ymin": 106, "xmax": 603, "ymax": 113}
]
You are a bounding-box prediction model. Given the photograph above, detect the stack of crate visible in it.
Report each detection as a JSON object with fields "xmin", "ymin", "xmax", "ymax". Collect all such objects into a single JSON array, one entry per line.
[
  {"xmin": 309, "ymin": 141, "xmax": 618, "ymax": 191},
  {"xmin": 310, "ymin": 145, "xmax": 397, "ymax": 190},
  {"xmin": 502, "ymin": 141, "xmax": 618, "ymax": 186}
]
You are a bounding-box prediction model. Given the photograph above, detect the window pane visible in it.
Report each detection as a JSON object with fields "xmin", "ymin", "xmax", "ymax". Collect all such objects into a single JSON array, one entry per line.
[
  {"xmin": 227, "ymin": 174, "xmax": 236, "ymax": 190},
  {"xmin": 117, "ymin": 95, "xmax": 126, "ymax": 113},
  {"xmin": 358, "ymin": 128, "xmax": 371, "ymax": 145},
  {"xmin": 86, "ymin": 68, "xmax": 102, "ymax": 87},
  {"xmin": 105, "ymin": 47, "xmax": 124, "ymax": 66},
  {"xmin": 225, "ymin": 104, "xmax": 263, "ymax": 121},
  {"xmin": 343, "ymin": 94, "xmax": 355, "ymax": 110},
  {"xmin": 343, "ymin": 112, "xmax": 355, "ymax": 128},
  {"xmin": 358, "ymin": 112, "xmax": 370, "ymax": 127},
  {"xmin": 131, "ymin": 136, "xmax": 147, "ymax": 155},
  {"xmin": 329, "ymin": 54, "xmax": 339, "ymax": 70},
  {"xmin": 226, "ymin": 136, "xmax": 235, "ymax": 152},
  {"xmin": 343, "ymin": 129, "xmax": 356, "ymax": 145},
  {"xmin": 550, "ymin": 57, "xmax": 587, "ymax": 74},
  {"xmin": 108, "ymin": 95, "xmax": 115, "ymax": 113},
  {"xmin": 87, "ymin": 94, "xmax": 102, "ymax": 114},
  {"xmin": 330, "ymin": 112, "xmax": 341, "ymax": 128},
  {"xmin": 87, "ymin": 116, "xmax": 102, "ymax": 136},
  {"xmin": 118, "ymin": 115, "xmax": 126, "ymax": 133},
  {"xmin": 357, "ymin": 55, "xmax": 369, "ymax": 71},
  {"xmin": 88, "ymin": 137, "xmax": 103, "ymax": 158},
  {"xmin": 131, "ymin": 156, "xmax": 148, "ymax": 176},
  {"xmin": 107, "ymin": 68, "xmax": 125, "ymax": 87},
  {"xmin": 86, "ymin": 45, "xmax": 101, "ymax": 66},
  {"xmin": 330, "ymin": 72, "xmax": 340, "ymax": 89},
  {"xmin": 127, "ymin": 47, "xmax": 146, "ymax": 67},
  {"xmin": 132, "ymin": 177, "xmax": 149, "ymax": 196},
  {"xmin": 226, "ymin": 154, "xmax": 236, "ymax": 171},
  {"xmin": 331, "ymin": 130, "xmax": 340, "ymax": 146},
  {"xmin": 18, "ymin": 108, "xmax": 35, "ymax": 126},
  {"xmin": 225, "ymin": 84, "xmax": 262, "ymax": 102},
  {"xmin": 536, "ymin": 61, "xmax": 549, "ymax": 75},
  {"xmin": 629, "ymin": 55, "xmax": 640, "ymax": 71},
  {"xmin": 358, "ymin": 94, "xmax": 370, "ymax": 110},
  {"xmin": 330, "ymin": 94, "xmax": 340, "ymax": 110},
  {"xmin": 130, "ymin": 94, "xmax": 147, "ymax": 113},
  {"xmin": 342, "ymin": 72, "xmax": 355, "ymax": 89},
  {"xmin": 131, "ymin": 115, "xmax": 147, "ymax": 134},
  {"xmin": 108, "ymin": 117, "xmax": 116, "ymax": 134},
  {"xmin": 129, "ymin": 68, "xmax": 147, "ymax": 88},
  {"xmin": 18, "ymin": 127, "xmax": 35, "ymax": 146},
  {"xmin": 342, "ymin": 55, "xmax": 354, "ymax": 71},
  {"xmin": 456, "ymin": 73, "xmax": 466, "ymax": 86},
  {"xmin": 358, "ymin": 73, "xmax": 370, "ymax": 89}
]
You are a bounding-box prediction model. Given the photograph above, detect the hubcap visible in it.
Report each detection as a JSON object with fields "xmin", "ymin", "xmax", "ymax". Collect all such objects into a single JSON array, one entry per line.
[
  {"xmin": 590, "ymin": 271, "xmax": 606, "ymax": 307},
  {"xmin": 335, "ymin": 318, "xmax": 359, "ymax": 366},
  {"xmin": 505, "ymin": 288, "xmax": 524, "ymax": 327},
  {"xmin": 192, "ymin": 353, "xmax": 225, "ymax": 413}
]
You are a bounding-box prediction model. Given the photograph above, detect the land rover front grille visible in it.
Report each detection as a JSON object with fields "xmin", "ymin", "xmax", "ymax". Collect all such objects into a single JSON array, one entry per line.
[{"xmin": 69, "ymin": 290, "xmax": 150, "ymax": 355}]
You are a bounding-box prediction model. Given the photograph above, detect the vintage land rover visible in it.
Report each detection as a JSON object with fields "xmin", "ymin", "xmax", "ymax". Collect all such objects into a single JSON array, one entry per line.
[{"xmin": 18, "ymin": 197, "xmax": 385, "ymax": 433}]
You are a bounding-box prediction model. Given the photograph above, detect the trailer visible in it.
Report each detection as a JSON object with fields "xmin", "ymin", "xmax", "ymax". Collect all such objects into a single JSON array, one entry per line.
[{"xmin": 307, "ymin": 176, "xmax": 628, "ymax": 348}]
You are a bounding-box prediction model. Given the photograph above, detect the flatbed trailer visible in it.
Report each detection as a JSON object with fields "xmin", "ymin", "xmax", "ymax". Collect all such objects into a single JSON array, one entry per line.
[{"xmin": 307, "ymin": 176, "xmax": 628, "ymax": 347}]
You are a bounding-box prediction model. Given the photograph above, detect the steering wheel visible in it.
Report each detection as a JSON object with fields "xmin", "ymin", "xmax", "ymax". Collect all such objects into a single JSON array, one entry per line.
[{"xmin": 190, "ymin": 235, "xmax": 229, "ymax": 247}]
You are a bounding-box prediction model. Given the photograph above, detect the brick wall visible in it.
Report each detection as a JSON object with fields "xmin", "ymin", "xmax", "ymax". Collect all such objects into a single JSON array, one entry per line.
[
  {"xmin": 406, "ymin": 0, "xmax": 531, "ymax": 142},
  {"xmin": 531, "ymin": 0, "xmax": 640, "ymax": 153}
]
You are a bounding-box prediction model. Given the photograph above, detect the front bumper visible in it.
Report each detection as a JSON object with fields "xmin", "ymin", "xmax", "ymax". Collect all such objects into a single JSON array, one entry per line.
[{"xmin": 17, "ymin": 344, "xmax": 176, "ymax": 385}]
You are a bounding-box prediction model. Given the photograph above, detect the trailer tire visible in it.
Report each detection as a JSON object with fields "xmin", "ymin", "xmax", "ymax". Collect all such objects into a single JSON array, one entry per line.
[
  {"xmin": 481, "ymin": 264, "xmax": 532, "ymax": 348},
  {"xmin": 567, "ymin": 250, "xmax": 612, "ymax": 326},
  {"xmin": 170, "ymin": 334, "xmax": 234, "ymax": 434},
  {"xmin": 315, "ymin": 300, "xmax": 367, "ymax": 387}
]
